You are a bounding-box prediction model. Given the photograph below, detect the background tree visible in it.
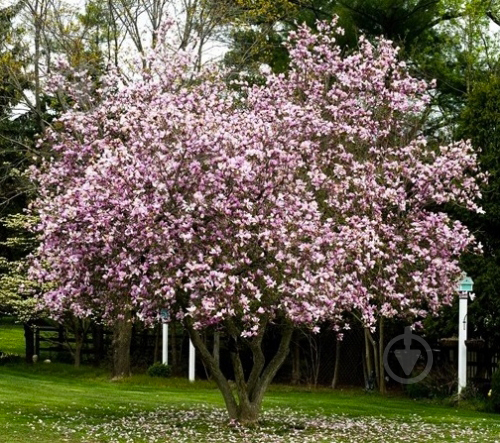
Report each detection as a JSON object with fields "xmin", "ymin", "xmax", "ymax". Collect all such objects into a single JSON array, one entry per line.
[
  {"xmin": 0, "ymin": 2, "xmax": 39, "ymax": 336},
  {"xmin": 222, "ymin": 0, "xmax": 336, "ymax": 77},
  {"xmin": 440, "ymin": 76, "xmax": 500, "ymax": 378},
  {"xmin": 0, "ymin": 0, "xmax": 117, "ymax": 363},
  {"xmin": 0, "ymin": 1, "xmax": 34, "ymax": 210}
]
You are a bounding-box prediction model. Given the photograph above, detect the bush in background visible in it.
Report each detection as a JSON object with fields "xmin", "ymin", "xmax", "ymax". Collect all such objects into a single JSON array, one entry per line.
[
  {"xmin": 405, "ymin": 364, "xmax": 457, "ymax": 399},
  {"xmin": 147, "ymin": 362, "xmax": 171, "ymax": 378},
  {"xmin": 0, "ymin": 352, "xmax": 23, "ymax": 365},
  {"xmin": 490, "ymin": 369, "xmax": 500, "ymax": 412}
]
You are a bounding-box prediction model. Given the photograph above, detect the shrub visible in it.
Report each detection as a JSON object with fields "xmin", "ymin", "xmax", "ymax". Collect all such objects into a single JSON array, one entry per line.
[
  {"xmin": 449, "ymin": 383, "xmax": 490, "ymax": 412},
  {"xmin": 491, "ymin": 369, "xmax": 500, "ymax": 412},
  {"xmin": 147, "ymin": 362, "xmax": 171, "ymax": 378},
  {"xmin": 405, "ymin": 381, "xmax": 432, "ymax": 399},
  {"xmin": 405, "ymin": 363, "xmax": 457, "ymax": 399},
  {"xmin": 0, "ymin": 352, "xmax": 23, "ymax": 365}
]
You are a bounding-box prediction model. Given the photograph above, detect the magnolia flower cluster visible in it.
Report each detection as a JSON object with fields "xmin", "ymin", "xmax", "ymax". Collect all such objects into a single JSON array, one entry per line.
[{"xmin": 30, "ymin": 20, "xmax": 483, "ymax": 335}]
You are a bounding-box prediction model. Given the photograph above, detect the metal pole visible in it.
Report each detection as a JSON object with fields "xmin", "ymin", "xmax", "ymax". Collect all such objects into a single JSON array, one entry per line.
[
  {"xmin": 189, "ymin": 339, "xmax": 195, "ymax": 382},
  {"xmin": 162, "ymin": 323, "xmax": 168, "ymax": 365},
  {"xmin": 458, "ymin": 292, "xmax": 468, "ymax": 393}
]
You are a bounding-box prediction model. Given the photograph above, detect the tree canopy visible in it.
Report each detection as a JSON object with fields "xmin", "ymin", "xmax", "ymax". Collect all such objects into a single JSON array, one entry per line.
[{"xmin": 30, "ymin": 20, "xmax": 483, "ymax": 422}]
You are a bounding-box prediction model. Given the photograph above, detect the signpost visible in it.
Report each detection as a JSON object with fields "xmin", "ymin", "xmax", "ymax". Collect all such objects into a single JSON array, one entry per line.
[
  {"xmin": 457, "ymin": 275, "xmax": 474, "ymax": 394},
  {"xmin": 160, "ymin": 310, "xmax": 169, "ymax": 365},
  {"xmin": 189, "ymin": 340, "xmax": 196, "ymax": 382}
]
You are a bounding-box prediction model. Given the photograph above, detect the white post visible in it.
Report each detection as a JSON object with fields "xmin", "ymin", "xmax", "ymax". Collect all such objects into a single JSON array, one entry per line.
[
  {"xmin": 458, "ymin": 292, "xmax": 468, "ymax": 393},
  {"xmin": 189, "ymin": 339, "xmax": 195, "ymax": 382},
  {"xmin": 162, "ymin": 323, "xmax": 168, "ymax": 365}
]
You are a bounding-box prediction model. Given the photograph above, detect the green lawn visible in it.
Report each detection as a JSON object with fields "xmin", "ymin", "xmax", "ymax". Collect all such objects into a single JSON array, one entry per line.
[
  {"xmin": 0, "ymin": 317, "xmax": 25, "ymax": 355},
  {"xmin": 0, "ymin": 363, "xmax": 499, "ymax": 442}
]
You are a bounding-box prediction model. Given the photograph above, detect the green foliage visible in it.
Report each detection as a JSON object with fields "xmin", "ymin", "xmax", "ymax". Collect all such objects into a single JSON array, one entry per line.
[
  {"xmin": 0, "ymin": 3, "xmax": 35, "ymax": 209},
  {"xmin": 0, "ymin": 1, "xmax": 31, "ymax": 116},
  {"xmin": 491, "ymin": 369, "xmax": 500, "ymax": 412},
  {"xmin": 454, "ymin": 76, "xmax": 500, "ymax": 351},
  {"xmin": 0, "ymin": 214, "xmax": 42, "ymax": 321},
  {"xmin": 70, "ymin": 0, "xmax": 111, "ymax": 75},
  {"xmin": 223, "ymin": 1, "xmax": 339, "ymax": 76},
  {"xmin": 0, "ymin": 3, "xmax": 41, "ymax": 325},
  {"xmin": 404, "ymin": 380, "xmax": 432, "ymax": 399},
  {"xmin": 147, "ymin": 362, "xmax": 172, "ymax": 378},
  {"xmin": 336, "ymin": 0, "xmax": 443, "ymax": 47},
  {"xmin": 459, "ymin": 383, "xmax": 485, "ymax": 401},
  {"xmin": 223, "ymin": 26, "xmax": 290, "ymax": 79},
  {"xmin": 1, "ymin": 213, "xmax": 38, "ymax": 254},
  {"xmin": 405, "ymin": 363, "xmax": 457, "ymax": 399}
]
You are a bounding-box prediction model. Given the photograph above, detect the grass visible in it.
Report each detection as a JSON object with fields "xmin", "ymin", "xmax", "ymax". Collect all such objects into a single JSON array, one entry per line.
[
  {"xmin": 1, "ymin": 362, "xmax": 500, "ymax": 442},
  {"xmin": 0, "ymin": 316, "xmax": 25, "ymax": 355}
]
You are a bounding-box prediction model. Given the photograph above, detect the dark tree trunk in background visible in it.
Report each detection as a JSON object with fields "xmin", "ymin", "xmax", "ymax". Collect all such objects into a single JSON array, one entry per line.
[
  {"xmin": 112, "ymin": 312, "xmax": 132, "ymax": 378},
  {"xmin": 379, "ymin": 317, "xmax": 386, "ymax": 395},
  {"xmin": 331, "ymin": 339, "xmax": 341, "ymax": 389},
  {"xmin": 364, "ymin": 328, "xmax": 374, "ymax": 383},
  {"xmin": 291, "ymin": 337, "xmax": 301, "ymax": 385},
  {"xmin": 154, "ymin": 324, "xmax": 160, "ymax": 363},
  {"xmin": 73, "ymin": 323, "xmax": 84, "ymax": 368},
  {"xmin": 92, "ymin": 323, "xmax": 105, "ymax": 365},
  {"xmin": 24, "ymin": 322, "xmax": 34, "ymax": 363}
]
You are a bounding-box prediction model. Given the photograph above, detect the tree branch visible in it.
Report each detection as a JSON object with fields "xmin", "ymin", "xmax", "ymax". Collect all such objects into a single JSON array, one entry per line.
[
  {"xmin": 246, "ymin": 316, "xmax": 268, "ymax": 397},
  {"xmin": 251, "ymin": 322, "xmax": 293, "ymax": 404},
  {"xmin": 185, "ymin": 319, "xmax": 239, "ymax": 418}
]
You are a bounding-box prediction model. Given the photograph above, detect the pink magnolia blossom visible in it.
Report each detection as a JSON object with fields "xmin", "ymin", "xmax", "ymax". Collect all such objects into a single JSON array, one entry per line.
[{"xmin": 30, "ymin": 20, "xmax": 483, "ymax": 335}]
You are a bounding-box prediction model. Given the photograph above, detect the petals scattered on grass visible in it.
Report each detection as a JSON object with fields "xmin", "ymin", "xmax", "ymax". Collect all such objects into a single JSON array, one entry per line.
[{"xmin": 10, "ymin": 404, "xmax": 500, "ymax": 443}]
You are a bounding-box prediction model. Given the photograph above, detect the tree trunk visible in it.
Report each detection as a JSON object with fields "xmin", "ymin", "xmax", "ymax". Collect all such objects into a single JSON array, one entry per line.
[
  {"xmin": 74, "ymin": 322, "xmax": 83, "ymax": 368},
  {"xmin": 362, "ymin": 345, "xmax": 368, "ymax": 388},
  {"xmin": 364, "ymin": 328, "xmax": 374, "ymax": 385},
  {"xmin": 69, "ymin": 317, "xmax": 87, "ymax": 368},
  {"xmin": 213, "ymin": 331, "xmax": 220, "ymax": 368},
  {"xmin": 24, "ymin": 322, "xmax": 34, "ymax": 363},
  {"xmin": 365, "ymin": 328, "xmax": 380, "ymax": 388},
  {"xmin": 331, "ymin": 339, "xmax": 341, "ymax": 389},
  {"xmin": 379, "ymin": 317, "xmax": 386, "ymax": 395},
  {"xmin": 305, "ymin": 333, "xmax": 321, "ymax": 387},
  {"xmin": 185, "ymin": 321, "xmax": 239, "ymax": 420},
  {"xmin": 237, "ymin": 401, "xmax": 260, "ymax": 425},
  {"xmin": 154, "ymin": 323, "xmax": 160, "ymax": 363},
  {"xmin": 229, "ymin": 322, "xmax": 294, "ymax": 424},
  {"xmin": 74, "ymin": 337, "xmax": 83, "ymax": 368},
  {"xmin": 201, "ymin": 331, "xmax": 220, "ymax": 381},
  {"xmin": 92, "ymin": 323, "xmax": 104, "ymax": 365},
  {"xmin": 33, "ymin": 0, "xmax": 45, "ymax": 133},
  {"xmin": 291, "ymin": 337, "xmax": 301, "ymax": 385},
  {"xmin": 186, "ymin": 319, "xmax": 293, "ymax": 425},
  {"xmin": 112, "ymin": 312, "xmax": 132, "ymax": 378}
]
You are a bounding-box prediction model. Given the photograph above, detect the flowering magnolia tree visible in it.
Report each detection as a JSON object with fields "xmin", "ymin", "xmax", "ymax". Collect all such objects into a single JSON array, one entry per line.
[{"xmin": 30, "ymin": 20, "xmax": 483, "ymax": 423}]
